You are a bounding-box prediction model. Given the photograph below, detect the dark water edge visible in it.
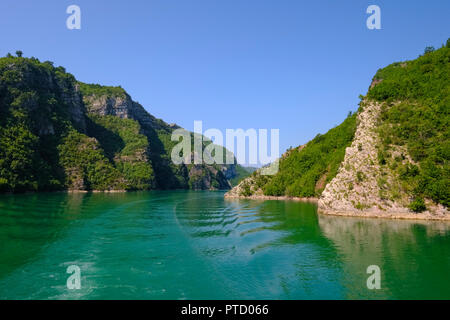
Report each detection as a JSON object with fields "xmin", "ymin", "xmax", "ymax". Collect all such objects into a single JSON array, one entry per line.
[{"xmin": 0, "ymin": 190, "xmax": 449, "ymax": 300}]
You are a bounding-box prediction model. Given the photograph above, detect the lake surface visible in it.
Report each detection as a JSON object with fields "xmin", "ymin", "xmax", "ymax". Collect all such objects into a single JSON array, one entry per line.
[{"xmin": 0, "ymin": 191, "xmax": 449, "ymax": 299}]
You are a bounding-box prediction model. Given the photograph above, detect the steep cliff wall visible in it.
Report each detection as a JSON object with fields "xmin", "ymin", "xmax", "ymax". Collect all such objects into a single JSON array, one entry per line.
[
  {"xmin": 225, "ymin": 114, "xmax": 357, "ymax": 199},
  {"xmin": 226, "ymin": 45, "xmax": 449, "ymax": 219},
  {"xmin": 0, "ymin": 55, "xmax": 244, "ymax": 192},
  {"xmin": 319, "ymin": 45, "xmax": 449, "ymax": 218},
  {"xmin": 79, "ymin": 83, "xmax": 240, "ymax": 190},
  {"xmin": 318, "ymin": 99, "xmax": 448, "ymax": 217}
]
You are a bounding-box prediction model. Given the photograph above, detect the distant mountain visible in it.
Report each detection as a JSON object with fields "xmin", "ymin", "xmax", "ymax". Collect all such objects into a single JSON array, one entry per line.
[
  {"xmin": 227, "ymin": 41, "xmax": 449, "ymax": 217},
  {"xmin": 0, "ymin": 55, "xmax": 246, "ymax": 192},
  {"xmin": 228, "ymin": 165, "xmax": 258, "ymax": 187}
]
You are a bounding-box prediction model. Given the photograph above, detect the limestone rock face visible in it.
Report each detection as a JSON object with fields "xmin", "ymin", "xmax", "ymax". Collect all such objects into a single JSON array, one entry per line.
[
  {"xmin": 188, "ymin": 164, "xmax": 231, "ymax": 190},
  {"xmin": 7, "ymin": 62, "xmax": 87, "ymax": 134},
  {"xmin": 318, "ymin": 101, "xmax": 392, "ymax": 212},
  {"xmin": 82, "ymin": 90, "xmax": 237, "ymax": 190},
  {"xmin": 64, "ymin": 83, "xmax": 87, "ymax": 132},
  {"xmin": 225, "ymin": 173, "xmax": 263, "ymax": 198},
  {"xmin": 0, "ymin": 57, "xmax": 245, "ymax": 192},
  {"xmin": 83, "ymin": 93, "xmax": 173, "ymax": 131},
  {"xmin": 318, "ymin": 100, "xmax": 448, "ymax": 217}
]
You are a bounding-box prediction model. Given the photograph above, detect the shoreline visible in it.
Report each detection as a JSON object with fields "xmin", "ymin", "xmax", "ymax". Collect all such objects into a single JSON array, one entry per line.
[
  {"xmin": 318, "ymin": 208, "xmax": 450, "ymax": 221},
  {"xmin": 224, "ymin": 194, "xmax": 318, "ymax": 203},
  {"xmin": 2, "ymin": 189, "xmax": 448, "ymax": 221},
  {"xmin": 67, "ymin": 189, "xmax": 127, "ymax": 193},
  {"xmin": 224, "ymin": 194, "xmax": 449, "ymax": 221},
  {"xmin": 0, "ymin": 188, "xmax": 226, "ymax": 195}
]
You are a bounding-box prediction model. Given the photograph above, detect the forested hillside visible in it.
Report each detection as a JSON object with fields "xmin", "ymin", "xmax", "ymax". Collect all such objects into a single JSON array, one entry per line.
[
  {"xmin": 367, "ymin": 44, "xmax": 449, "ymax": 209},
  {"xmin": 228, "ymin": 41, "xmax": 449, "ymax": 215},
  {"xmin": 0, "ymin": 54, "xmax": 245, "ymax": 192},
  {"xmin": 228, "ymin": 113, "xmax": 357, "ymax": 198}
]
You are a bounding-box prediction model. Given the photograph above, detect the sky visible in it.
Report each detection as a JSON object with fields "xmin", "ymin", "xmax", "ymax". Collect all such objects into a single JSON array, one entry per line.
[{"xmin": 1, "ymin": 0, "xmax": 449, "ymax": 165}]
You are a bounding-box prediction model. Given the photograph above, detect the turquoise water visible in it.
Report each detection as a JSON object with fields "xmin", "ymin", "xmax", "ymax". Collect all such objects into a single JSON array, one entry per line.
[{"xmin": 0, "ymin": 191, "xmax": 449, "ymax": 299}]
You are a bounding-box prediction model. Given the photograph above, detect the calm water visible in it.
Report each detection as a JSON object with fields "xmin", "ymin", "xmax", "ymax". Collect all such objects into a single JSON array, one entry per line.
[{"xmin": 0, "ymin": 191, "xmax": 449, "ymax": 300}]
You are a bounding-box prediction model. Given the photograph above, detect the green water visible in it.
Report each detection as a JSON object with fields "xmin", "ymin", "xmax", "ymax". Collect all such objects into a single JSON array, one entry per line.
[{"xmin": 0, "ymin": 191, "xmax": 449, "ymax": 300}]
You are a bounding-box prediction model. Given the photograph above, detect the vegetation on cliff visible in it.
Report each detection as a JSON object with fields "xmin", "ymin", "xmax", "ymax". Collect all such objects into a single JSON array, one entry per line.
[
  {"xmin": 88, "ymin": 115, "xmax": 155, "ymax": 190},
  {"xmin": 263, "ymin": 113, "xmax": 357, "ymax": 197},
  {"xmin": 0, "ymin": 54, "xmax": 245, "ymax": 192},
  {"xmin": 58, "ymin": 129, "xmax": 126, "ymax": 190},
  {"xmin": 368, "ymin": 44, "xmax": 449, "ymax": 209},
  {"xmin": 231, "ymin": 40, "xmax": 449, "ymax": 215},
  {"xmin": 80, "ymin": 82, "xmax": 245, "ymax": 191},
  {"xmin": 0, "ymin": 55, "xmax": 80, "ymax": 192},
  {"xmin": 235, "ymin": 113, "xmax": 357, "ymax": 198},
  {"xmin": 78, "ymin": 83, "xmax": 127, "ymax": 98}
]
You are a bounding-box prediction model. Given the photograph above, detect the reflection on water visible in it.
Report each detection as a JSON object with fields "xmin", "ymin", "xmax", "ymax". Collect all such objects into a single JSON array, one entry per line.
[
  {"xmin": 180, "ymin": 198, "xmax": 343, "ymax": 299},
  {"xmin": 318, "ymin": 215, "xmax": 450, "ymax": 299},
  {"xmin": 0, "ymin": 192, "xmax": 130, "ymax": 278},
  {"xmin": 0, "ymin": 191, "xmax": 449, "ymax": 299}
]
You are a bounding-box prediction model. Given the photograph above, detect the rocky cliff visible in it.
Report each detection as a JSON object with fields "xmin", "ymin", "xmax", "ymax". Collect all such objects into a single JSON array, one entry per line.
[
  {"xmin": 79, "ymin": 83, "xmax": 241, "ymax": 190},
  {"xmin": 82, "ymin": 87, "xmax": 173, "ymax": 131},
  {"xmin": 319, "ymin": 44, "xmax": 449, "ymax": 218},
  {"xmin": 226, "ymin": 43, "xmax": 449, "ymax": 219},
  {"xmin": 318, "ymin": 99, "xmax": 448, "ymax": 219},
  {"xmin": 0, "ymin": 55, "xmax": 244, "ymax": 192}
]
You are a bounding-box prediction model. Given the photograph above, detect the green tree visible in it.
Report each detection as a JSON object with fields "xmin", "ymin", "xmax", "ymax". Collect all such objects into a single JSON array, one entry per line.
[
  {"xmin": 409, "ymin": 198, "xmax": 426, "ymax": 213},
  {"xmin": 424, "ymin": 46, "xmax": 435, "ymax": 54},
  {"xmin": 368, "ymin": 45, "xmax": 449, "ymax": 208},
  {"xmin": 257, "ymin": 113, "xmax": 357, "ymax": 198},
  {"xmin": 15, "ymin": 50, "xmax": 23, "ymax": 58}
]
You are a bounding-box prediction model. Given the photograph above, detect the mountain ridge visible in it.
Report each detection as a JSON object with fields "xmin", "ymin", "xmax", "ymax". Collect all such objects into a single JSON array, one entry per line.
[
  {"xmin": 226, "ymin": 42, "xmax": 449, "ymax": 220},
  {"xmin": 0, "ymin": 55, "xmax": 248, "ymax": 192}
]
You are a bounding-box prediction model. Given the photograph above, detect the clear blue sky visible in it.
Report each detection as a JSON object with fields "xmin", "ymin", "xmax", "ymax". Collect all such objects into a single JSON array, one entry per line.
[{"xmin": 1, "ymin": 0, "xmax": 449, "ymax": 158}]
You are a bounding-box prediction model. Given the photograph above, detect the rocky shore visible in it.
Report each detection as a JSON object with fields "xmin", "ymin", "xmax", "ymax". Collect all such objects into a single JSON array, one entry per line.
[
  {"xmin": 224, "ymin": 193, "xmax": 318, "ymax": 203},
  {"xmin": 318, "ymin": 207, "xmax": 450, "ymax": 221}
]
